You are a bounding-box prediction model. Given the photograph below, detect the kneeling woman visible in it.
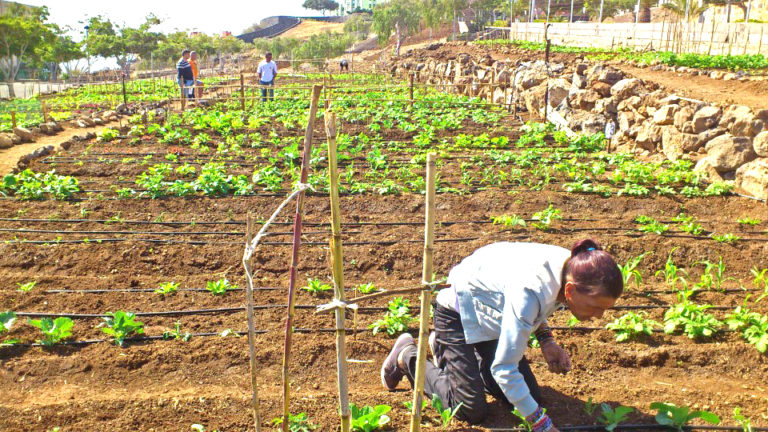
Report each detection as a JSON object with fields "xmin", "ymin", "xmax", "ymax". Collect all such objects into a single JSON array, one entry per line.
[{"xmin": 381, "ymin": 239, "xmax": 623, "ymax": 432}]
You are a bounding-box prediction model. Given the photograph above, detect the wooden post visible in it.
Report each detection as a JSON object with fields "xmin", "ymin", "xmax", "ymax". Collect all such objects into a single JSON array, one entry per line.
[
  {"xmin": 488, "ymin": 69, "xmax": 495, "ymax": 104},
  {"xmin": 41, "ymin": 101, "xmax": 49, "ymax": 123},
  {"xmin": 708, "ymin": 21, "xmax": 716, "ymax": 55},
  {"xmin": 11, "ymin": 111, "xmax": 17, "ymax": 129},
  {"xmin": 409, "ymin": 153, "xmax": 437, "ymax": 432},
  {"xmin": 282, "ymin": 84, "xmax": 323, "ymax": 432},
  {"xmin": 743, "ymin": 23, "xmax": 751, "ymax": 55},
  {"xmin": 121, "ymin": 74, "xmax": 127, "ymax": 105},
  {"xmin": 244, "ymin": 214, "xmax": 263, "ymax": 432},
  {"xmin": 758, "ymin": 26, "xmax": 764, "ymax": 55},
  {"xmin": 325, "ymin": 110, "xmax": 351, "ymax": 432},
  {"xmin": 409, "ymin": 73, "xmax": 414, "ymax": 108},
  {"xmin": 240, "ymin": 73, "xmax": 246, "ymax": 111}
]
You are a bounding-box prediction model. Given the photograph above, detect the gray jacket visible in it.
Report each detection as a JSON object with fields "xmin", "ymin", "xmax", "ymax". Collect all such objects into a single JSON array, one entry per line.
[{"xmin": 447, "ymin": 242, "xmax": 570, "ymax": 417}]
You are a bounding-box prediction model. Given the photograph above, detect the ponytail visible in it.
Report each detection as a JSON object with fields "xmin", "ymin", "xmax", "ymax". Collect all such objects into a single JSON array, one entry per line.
[{"xmin": 562, "ymin": 238, "xmax": 623, "ymax": 298}]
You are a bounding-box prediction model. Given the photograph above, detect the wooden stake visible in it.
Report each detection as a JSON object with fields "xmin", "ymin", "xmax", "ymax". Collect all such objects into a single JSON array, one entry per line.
[
  {"xmin": 244, "ymin": 214, "xmax": 263, "ymax": 432},
  {"xmin": 708, "ymin": 21, "xmax": 716, "ymax": 55},
  {"xmin": 282, "ymin": 84, "xmax": 323, "ymax": 432},
  {"xmin": 758, "ymin": 26, "xmax": 764, "ymax": 55},
  {"xmin": 325, "ymin": 110, "xmax": 351, "ymax": 432},
  {"xmin": 409, "ymin": 153, "xmax": 437, "ymax": 432},
  {"xmin": 122, "ymin": 74, "xmax": 127, "ymax": 105},
  {"xmin": 240, "ymin": 73, "xmax": 246, "ymax": 111},
  {"xmin": 743, "ymin": 23, "xmax": 751, "ymax": 55},
  {"xmin": 11, "ymin": 111, "xmax": 17, "ymax": 129},
  {"xmin": 488, "ymin": 69, "xmax": 495, "ymax": 104},
  {"xmin": 409, "ymin": 73, "xmax": 414, "ymax": 108},
  {"xmin": 41, "ymin": 101, "xmax": 49, "ymax": 123}
]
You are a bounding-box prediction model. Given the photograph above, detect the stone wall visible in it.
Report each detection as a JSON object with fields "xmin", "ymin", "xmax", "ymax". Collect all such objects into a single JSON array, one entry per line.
[{"xmin": 392, "ymin": 50, "xmax": 768, "ymax": 200}]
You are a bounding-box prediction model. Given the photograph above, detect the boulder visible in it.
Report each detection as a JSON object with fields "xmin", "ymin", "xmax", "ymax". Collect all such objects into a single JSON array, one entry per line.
[
  {"xmin": 575, "ymin": 63, "xmax": 589, "ymax": 75},
  {"xmin": 704, "ymin": 134, "xmax": 757, "ymax": 172},
  {"xmin": 694, "ymin": 158, "xmax": 724, "ymax": 183},
  {"xmin": 569, "ymin": 89, "xmax": 600, "ymax": 110},
  {"xmin": 593, "ymin": 97, "xmax": 617, "ymax": 115},
  {"xmin": 618, "ymin": 111, "xmax": 639, "ymax": 133},
  {"xmin": 636, "ymin": 122, "xmax": 664, "ymax": 148},
  {"xmin": 610, "ymin": 78, "xmax": 646, "ymax": 101},
  {"xmin": 691, "ymin": 106, "xmax": 722, "ymax": 133},
  {"xmin": 756, "ymin": 109, "xmax": 768, "ymax": 123},
  {"xmin": 547, "ymin": 78, "xmax": 570, "ymax": 108},
  {"xmin": 12, "ymin": 127, "xmax": 34, "ymax": 142},
  {"xmin": 60, "ymin": 140, "xmax": 73, "ymax": 150},
  {"xmin": 735, "ymin": 158, "xmax": 768, "ymax": 199},
  {"xmin": 697, "ymin": 127, "xmax": 726, "ymax": 144},
  {"xmin": 0, "ymin": 133, "xmax": 14, "ymax": 149},
  {"xmin": 590, "ymin": 81, "xmax": 611, "ymax": 98},
  {"xmin": 523, "ymin": 85, "xmax": 547, "ymax": 115},
  {"xmin": 517, "ymin": 68, "xmax": 545, "ymax": 90},
  {"xmin": 662, "ymin": 127, "xmax": 702, "ymax": 160},
  {"xmin": 568, "ymin": 111, "xmax": 608, "ymax": 135},
  {"xmin": 572, "ymin": 72, "xmax": 587, "ymax": 89},
  {"xmin": 674, "ymin": 106, "xmax": 694, "ymax": 129},
  {"xmin": 653, "ymin": 104, "xmax": 678, "ymax": 125},
  {"xmin": 617, "ymin": 96, "xmax": 643, "ymax": 111},
  {"xmin": 588, "ymin": 66, "xmax": 624, "ymax": 86},
  {"xmin": 754, "ymin": 131, "xmax": 768, "ymax": 157}
]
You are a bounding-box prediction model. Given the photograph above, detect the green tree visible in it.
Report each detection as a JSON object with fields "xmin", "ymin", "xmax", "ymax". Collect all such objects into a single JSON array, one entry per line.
[
  {"xmin": 303, "ymin": 0, "xmax": 340, "ymax": 15},
  {"xmin": 84, "ymin": 14, "xmax": 162, "ymax": 74},
  {"xmin": 662, "ymin": 0, "xmax": 709, "ymax": 21},
  {"xmin": 0, "ymin": 4, "xmax": 55, "ymax": 96},
  {"xmin": 372, "ymin": 0, "xmax": 422, "ymax": 55},
  {"xmin": 43, "ymin": 29, "xmax": 84, "ymax": 81},
  {"xmin": 344, "ymin": 14, "xmax": 373, "ymax": 40},
  {"xmin": 440, "ymin": 0, "xmax": 468, "ymax": 40},
  {"xmin": 584, "ymin": 0, "xmax": 635, "ymax": 21}
]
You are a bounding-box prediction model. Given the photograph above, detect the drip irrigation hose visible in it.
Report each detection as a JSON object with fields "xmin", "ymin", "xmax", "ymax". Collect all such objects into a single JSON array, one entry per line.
[
  {"xmin": 489, "ymin": 426, "xmax": 768, "ymax": 431},
  {"xmin": 0, "ymin": 237, "xmax": 479, "ymax": 246}
]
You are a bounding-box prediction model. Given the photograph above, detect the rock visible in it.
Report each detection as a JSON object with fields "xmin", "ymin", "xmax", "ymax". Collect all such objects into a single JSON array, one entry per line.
[
  {"xmin": 636, "ymin": 122, "xmax": 664, "ymax": 150},
  {"xmin": 575, "ymin": 63, "xmax": 588, "ymax": 75},
  {"xmin": 593, "ymin": 97, "xmax": 617, "ymax": 115},
  {"xmin": 756, "ymin": 109, "xmax": 768, "ymax": 123},
  {"xmin": 653, "ymin": 104, "xmax": 678, "ymax": 125},
  {"xmin": 704, "ymin": 134, "xmax": 757, "ymax": 172},
  {"xmin": 569, "ymin": 89, "xmax": 600, "ymax": 110},
  {"xmin": 754, "ymin": 131, "xmax": 768, "ymax": 157},
  {"xmin": 426, "ymin": 42, "xmax": 442, "ymax": 50},
  {"xmin": 588, "ymin": 66, "xmax": 624, "ymax": 86},
  {"xmin": 568, "ymin": 111, "xmax": 607, "ymax": 135},
  {"xmin": 720, "ymin": 105, "xmax": 764, "ymax": 137},
  {"xmin": 674, "ymin": 106, "xmax": 694, "ymax": 129},
  {"xmin": 12, "ymin": 127, "xmax": 34, "ymax": 142},
  {"xmin": 60, "ymin": 140, "xmax": 73, "ymax": 150},
  {"xmin": 517, "ymin": 68, "xmax": 546, "ymax": 90},
  {"xmin": 572, "ymin": 72, "xmax": 587, "ymax": 89},
  {"xmin": 735, "ymin": 158, "xmax": 768, "ymax": 199},
  {"xmin": 593, "ymin": 82, "xmax": 612, "ymax": 98},
  {"xmin": 617, "ymin": 96, "xmax": 643, "ymax": 111},
  {"xmin": 692, "ymin": 106, "xmax": 722, "ymax": 133},
  {"xmin": 94, "ymin": 118, "xmax": 104, "ymax": 125},
  {"xmin": 76, "ymin": 120, "xmax": 89, "ymax": 128},
  {"xmin": 115, "ymin": 103, "xmax": 127, "ymax": 113},
  {"xmin": 457, "ymin": 53, "xmax": 471, "ymax": 65},
  {"xmin": 0, "ymin": 133, "xmax": 14, "ymax": 149},
  {"xmin": 618, "ymin": 111, "xmax": 640, "ymax": 133},
  {"xmin": 610, "ymin": 78, "xmax": 646, "ymax": 101},
  {"xmin": 547, "ymin": 78, "xmax": 570, "ymax": 108},
  {"xmin": 694, "ymin": 158, "xmax": 724, "ymax": 183},
  {"xmin": 662, "ymin": 127, "xmax": 702, "ymax": 160}
]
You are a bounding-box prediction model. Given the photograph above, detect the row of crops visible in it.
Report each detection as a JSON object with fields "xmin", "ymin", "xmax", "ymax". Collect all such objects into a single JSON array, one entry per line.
[{"xmin": 1, "ymin": 71, "xmax": 767, "ymax": 431}]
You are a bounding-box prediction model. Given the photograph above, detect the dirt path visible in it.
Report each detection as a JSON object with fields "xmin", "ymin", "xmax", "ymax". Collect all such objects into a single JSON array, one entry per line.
[
  {"xmin": 0, "ymin": 120, "xmax": 120, "ymax": 175},
  {"xmin": 615, "ymin": 64, "xmax": 768, "ymax": 110}
]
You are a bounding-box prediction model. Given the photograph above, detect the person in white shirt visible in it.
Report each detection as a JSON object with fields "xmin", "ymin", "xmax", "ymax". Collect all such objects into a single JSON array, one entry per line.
[
  {"xmin": 381, "ymin": 239, "xmax": 624, "ymax": 432},
  {"xmin": 257, "ymin": 52, "xmax": 278, "ymax": 102}
]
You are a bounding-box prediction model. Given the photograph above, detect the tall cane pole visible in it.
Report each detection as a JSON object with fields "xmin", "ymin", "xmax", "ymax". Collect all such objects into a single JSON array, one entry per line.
[
  {"xmin": 282, "ymin": 84, "xmax": 323, "ymax": 432},
  {"xmin": 409, "ymin": 153, "xmax": 437, "ymax": 432}
]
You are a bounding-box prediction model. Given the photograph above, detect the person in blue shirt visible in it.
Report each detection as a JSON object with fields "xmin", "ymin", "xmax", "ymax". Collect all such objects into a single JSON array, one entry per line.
[
  {"xmin": 257, "ymin": 52, "xmax": 278, "ymax": 102},
  {"xmin": 381, "ymin": 239, "xmax": 623, "ymax": 432},
  {"xmin": 176, "ymin": 49, "xmax": 194, "ymax": 99}
]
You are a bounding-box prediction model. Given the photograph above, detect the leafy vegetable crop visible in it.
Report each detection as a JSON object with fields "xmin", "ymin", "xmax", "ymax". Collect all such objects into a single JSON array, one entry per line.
[
  {"xmin": 28, "ymin": 316, "xmax": 74, "ymax": 346},
  {"xmin": 101, "ymin": 311, "xmax": 145, "ymax": 346}
]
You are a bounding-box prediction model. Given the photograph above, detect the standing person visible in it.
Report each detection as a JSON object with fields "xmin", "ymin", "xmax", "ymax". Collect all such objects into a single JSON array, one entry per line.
[
  {"xmin": 380, "ymin": 239, "xmax": 624, "ymax": 431},
  {"xmin": 257, "ymin": 52, "xmax": 278, "ymax": 102},
  {"xmin": 176, "ymin": 49, "xmax": 194, "ymax": 99},
  {"xmin": 189, "ymin": 51, "xmax": 205, "ymax": 99},
  {"xmin": 339, "ymin": 58, "xmax": 349, "ymax": 73}
]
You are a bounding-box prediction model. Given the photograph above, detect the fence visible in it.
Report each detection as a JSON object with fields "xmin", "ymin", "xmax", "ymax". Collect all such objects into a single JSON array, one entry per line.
[{"xmin": 489, "ymin": 22, "xmax": 768, "ymax": 55}]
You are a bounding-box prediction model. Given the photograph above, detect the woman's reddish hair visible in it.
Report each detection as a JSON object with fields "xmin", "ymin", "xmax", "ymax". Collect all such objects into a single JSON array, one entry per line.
[{"xmin": 561, "ymin": 239, "xmax": 624, "ymax": 298}]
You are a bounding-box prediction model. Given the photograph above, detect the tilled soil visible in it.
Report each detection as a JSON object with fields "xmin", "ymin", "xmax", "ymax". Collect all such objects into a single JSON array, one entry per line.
[{"xmin": 1, "ymin": 122, "xmax": 768, "ymax": 431}]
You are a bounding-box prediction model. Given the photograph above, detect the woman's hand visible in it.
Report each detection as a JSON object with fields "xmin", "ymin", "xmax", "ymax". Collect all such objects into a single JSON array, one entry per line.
[{"xmin": 541, "ymin": 340, "xmax": 572, "ymax": 374}]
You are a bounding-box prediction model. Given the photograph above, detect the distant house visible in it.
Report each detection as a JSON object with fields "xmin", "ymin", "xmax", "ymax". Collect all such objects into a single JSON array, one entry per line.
[{"xmin": 337, "ymin": 0, "xmax": 389, "ymax": 14}]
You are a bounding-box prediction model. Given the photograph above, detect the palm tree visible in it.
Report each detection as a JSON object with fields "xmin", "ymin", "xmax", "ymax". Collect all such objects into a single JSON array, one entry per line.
[
  {"xmin": 637, "ymin": 0, "xmax": 654, "ymax": 22},
  {"xmin": 662, "ymin": 0, "xmax": 709, "ymax": 21}
]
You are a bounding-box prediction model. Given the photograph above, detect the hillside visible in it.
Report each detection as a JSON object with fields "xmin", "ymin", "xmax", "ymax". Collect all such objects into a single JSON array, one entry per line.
[{"xmin": 280, "ymin": 19, "xmax": 345, "ymax": 39}]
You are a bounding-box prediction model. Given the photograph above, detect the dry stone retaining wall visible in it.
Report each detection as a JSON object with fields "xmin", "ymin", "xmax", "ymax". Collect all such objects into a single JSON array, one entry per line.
[{"xmin": 393, "ymin": 51, "xmax": 768, "ymax": 200}]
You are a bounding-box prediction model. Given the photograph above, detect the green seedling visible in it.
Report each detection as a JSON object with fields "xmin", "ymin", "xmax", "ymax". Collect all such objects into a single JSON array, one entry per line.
[
  {"xmin": 725, "ymin": 303, "xmax": 768, "ymax": 353},
  {"xmin": 655, "ymin": 248, "xmax": 688, "ymax": 288},
  {"xmin": 598, "ymin": 403, "xmax": 634, "ymax": 431},
  {"xmin": 355, "ymin": 282, "xmax": 378, "ymax": 294},
  {"xmin": 302, "ymin": 278, "xmax": 332, "ymax": 295},
  {"xmin": 190, "ymin": 424, "xmax": 219, "ymax": 432},
  {"xmin": 349, "ymin": 403, "xmax": 391, "ymax": 432},
  {"xmin": 650, "ymin": 402, "xmax": 720, "ymax": 431},
  {"xmin": 162, "ymin": 321, "xmax": 191, "ymax": 342},
  {"xmin": 1, "ymin": 311, "xmax": 16, "ymax": 334},
  {"xmin": 711, "ymin": 233, "xmax": 740, "ymax": 244},
  {"xmin": 584, "ymin": 396, "xmax": 597, "ymax": 416},
  {"xmin": 100, "ymin": 311, "xmax": 145, "ymax": 346},
  {"xmin": 751, "ymin": 267, "xmax": 768, "ymax": 302},
  {"xmin": 28, "ymin": 316, "xmax": 74, "ymax": 346},
  {"xmin": 606, "ymin": 311, "xmax": 660, "ymax": 342},
  {"xmin": 635, "ymin": 215, "xmax": 669, "ymax": 235},
  {"xmin": 663, "ymin": 297, "xmax": 722, "ymax": 340},
  {"xmin": 491, "ymin": 214, "xmax": 527, "ymax": 229},
  {"xmin": 16, "ymin": 281, "xmax": 37, "ymax": 292},
  {"xmin": 370, "ymin": 297, "xmax": 415, "ymax": 336},
  {"xmin": 206, "ymin": 278, "xmax": 236, "ymax": 295},
  {"xmin": 431, "ymin": 394, "xmax": 463, "ymax": 428},
  {"xmin": 733, "ymin": 407, "xmax": 753, "ymax": 432},
  {"xmin": 271, "ymin": 412, "xmax": 317, "ymax": 432},
  {"xmin": 155, "ymin": 281, "xmax": 179, "ymax": 296},
  {"xmin": 618, "ymin": 252, "xmax": 650, "ymax": 289},
  {"xmin": 696, "ymin": 257, "xmax": 734, "ymax": 291},
  {"xmin": 531, "ymin": 204, "xmax": 562, "ymax": 231},
  {"xmin": 737, "ymin": 217, "xmax": 761, "ymax": 226},
  {"xmin": 403, "ymin": 399, "xmax": 428, "ymax": 412}
]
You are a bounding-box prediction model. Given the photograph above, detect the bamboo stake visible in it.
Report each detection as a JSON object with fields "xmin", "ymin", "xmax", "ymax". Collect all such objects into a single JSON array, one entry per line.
[
  {"xmin": 11, "ymin": 111, "xmax": 16, "ymax": 129},
  {"xmin": 743, "ymin": 23, "xmax": 750, "ymax": 55},
  {"xmin": 41, "ymin": 101, "xmax": 49, "ymax": 123},
  {"xmin": 244, "ymin": 213, "xmax": 262, "ymax": 432},
  {"xmin": 758, "ymin": 26, "xmax": 764, "ymax": 55},
  {"xmin": 708, "ymin": 21, "xmax": 716, "ymax": 55},
  {"xmin": 282, "ymin": 84, "xmax": 322, "ymax": 432},
  {"xmin": 409, "ymin": 73, "xmax": 414, "ymax": 108},
  {"xmin": 409, "ymin": 153, "xmax": 437, "ymax": 432},
  {"xmin": 240, "ymin": 73, "xmax": 246, "ymax": 111},
  {"xmin": 325, "ymin": 110, "xmax": 351, "ymax": 432},
  {"xmin": 122, "ymin": 74, "xmax": 127, "ymax": 105}
]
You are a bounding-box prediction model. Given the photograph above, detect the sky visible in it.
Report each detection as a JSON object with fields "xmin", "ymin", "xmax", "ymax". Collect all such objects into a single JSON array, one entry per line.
[{"xmin": 20, "ymin": 0, "xmax": 320, "ymax": 39}]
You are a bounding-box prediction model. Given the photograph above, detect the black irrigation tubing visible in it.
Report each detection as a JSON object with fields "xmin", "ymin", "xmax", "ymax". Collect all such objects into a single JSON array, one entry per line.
[
  {"xmin": 0, "ymin": 217, "xmax": 601, "ymax": 226},
  {"xmin": 1, "ymin": 237, "xmax": 479, "ymax": 246},
  {"xmin": 491, "ymin": 426, "xmax": 768, "ymax": 431}
]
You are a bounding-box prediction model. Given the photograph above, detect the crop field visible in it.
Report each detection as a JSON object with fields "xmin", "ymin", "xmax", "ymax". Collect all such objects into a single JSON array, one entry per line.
[{"xmin": 1, "ymin": 72, "xmax": 768, "ymax": 432}]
